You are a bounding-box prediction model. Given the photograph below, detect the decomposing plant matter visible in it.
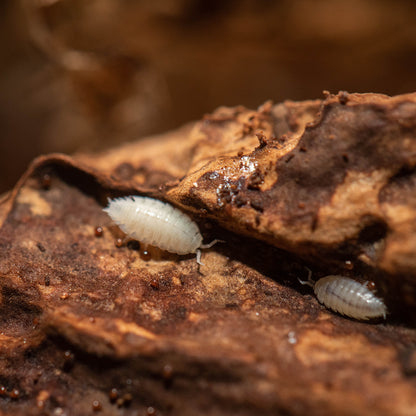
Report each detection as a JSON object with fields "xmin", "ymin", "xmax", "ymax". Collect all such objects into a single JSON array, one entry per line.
[{"xmin": 0, "ymin": 92, "xmax": 415, "ymax": 415}]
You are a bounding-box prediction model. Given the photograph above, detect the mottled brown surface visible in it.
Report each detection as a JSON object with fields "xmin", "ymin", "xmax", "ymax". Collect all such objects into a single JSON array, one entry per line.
[{"xmin": 0, "ymin": 92, "xmax": 415, "ymax": 415}]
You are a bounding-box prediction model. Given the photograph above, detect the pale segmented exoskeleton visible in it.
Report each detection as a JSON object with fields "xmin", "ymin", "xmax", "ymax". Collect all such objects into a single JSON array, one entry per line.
[
  {"xmin": 298, "ymin": 269, "xmax": 387, "ymax": 320},
  {"xmin": 103, "ymin": 196, "xmax": 219, "ymax": 264}
]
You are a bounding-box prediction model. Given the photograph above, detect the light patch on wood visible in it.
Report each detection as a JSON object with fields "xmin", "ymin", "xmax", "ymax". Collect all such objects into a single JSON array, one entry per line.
[
  {"xmin": 96, "ymin": 253, "xmax": 130, "ymax": 274},
  {"xmin": 188, "ymin": 312, "xmax": 204, "ymax": 323},
  {"xmin": 114, "ymin": 319, "xmax": 158, "ymax": 340},
  {"xmin": 313, "ymin": 169, "xmax": 390, "ymax": 242},
  {"xmin": 171, "ymin": 275, "xmax": 182, "ymax": 286},
  {"xmin": 16, "ymin": 187, "xmax": 52, "ymax": 216},
  {"xmin": 202, "ymin": 272, "xmax": 229, "ymax": 293},
  {"xmin": 259, "ymin": 168, "xmax": 278, "ymax": 192},
  {"xmin": 381, "ymin": 204, "xmax": 415, "ymax": 225},
  {"xmin": 295, "ymin": 330, "xmax": 395, "ymax": 367},
  {"xmin": 37, "ymin": 285, "xmax": 54, "ymax": 295},
  {"xmin": 241, "ymin": 299, "xmax": 257, "ymax": 310},
  {"xmin": 140, "ymin": 301, "xmax": 163, "ymax": 321},
  {"xmin": 20, "ymin": 239, "xmax": 39, "ymax": 251}
]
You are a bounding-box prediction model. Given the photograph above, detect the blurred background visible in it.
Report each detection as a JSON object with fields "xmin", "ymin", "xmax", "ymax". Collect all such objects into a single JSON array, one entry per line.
[{"xmin": 1, "ymin": 0, "xmax": 416, "ymax": 193}]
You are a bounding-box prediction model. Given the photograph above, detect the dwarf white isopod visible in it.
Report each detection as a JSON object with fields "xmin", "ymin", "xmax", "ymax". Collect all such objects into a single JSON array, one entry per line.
[
  {"xmin": 298, "ymin": 269, "xmax": 387, "ymax": 320},
  {"xmin": 103, "ymin": 196, "xmax": 219, "ymax": 264}
]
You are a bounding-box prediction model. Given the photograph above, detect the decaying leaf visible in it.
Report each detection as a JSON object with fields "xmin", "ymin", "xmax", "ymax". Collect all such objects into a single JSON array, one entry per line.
[{"xmin": 0, "ymin": 92, "xmax": 415, "ymax": 415}]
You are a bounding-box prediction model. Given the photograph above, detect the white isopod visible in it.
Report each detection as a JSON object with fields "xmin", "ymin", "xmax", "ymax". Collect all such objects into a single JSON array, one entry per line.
[
  {"xmin": 103, "ymin": 196, "xmax": 218, "ymax": 263},
  {"xmin": 298, "ymin": 269, "xmax": 387, "ymax": 320}
]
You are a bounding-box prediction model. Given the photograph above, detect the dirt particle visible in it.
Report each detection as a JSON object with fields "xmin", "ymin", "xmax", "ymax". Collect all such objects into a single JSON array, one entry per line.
[
  {"xmin": 162, "ymin": 363, "xmax": 174, "ymax": 380},
  {"xmin": 116, "ymin": 393, "xmax": 132, "ymax": 408},
  {"xmin": 36, "ymin": 399, "xmax": 45, "ymax": 409},
  {"xmin": 162, "ymin": 363, "xmax": 174, "ymax": 388},
  {"xmin": 92, "ymin": 400, "xmax": 102, "ymax": 411},
  {"xmin": 338, "ymin": 91, "xmax": 349, "ymax": 105},
  {"xmin": 9, "ymin": 389, "xmax": 20, "ymax": 399},
  {"xmin": 40, "ymin": 173, "xmax": 52, "ymax": 190},
  {"xmin": 150, "ymin": 279, "xmax": 160, "ymax": 290},
  {"xmin": 147, "ymin": 407, "xmax": 157, "ymax": 416},
  {"xmin": 37, "ymin": 242, "xmax": 46, "ymax": 252},
  {"xmin": 141, "ymin": 250, "xmax": 152, "ymax": 261},
  {"xmin": 344, "ymin": 260, "xmax": 354, "ymax": 270},
  {"xmin": 285, "ymin": 154, "xmax": 295, "ymax": 163},
  {"xmin": 63, "ymin": 350, "xmax": 75, "ymax": 371},
  {"xmin": 109, "ymin": 388, "xmax": 119, "ymax": 402},
  {"xmin": 256, "ymin": 132, "xmax": 268, "ymax": 148}
]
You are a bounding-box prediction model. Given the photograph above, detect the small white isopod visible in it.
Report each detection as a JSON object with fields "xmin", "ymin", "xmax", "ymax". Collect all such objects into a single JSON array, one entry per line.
[
  {"xmin": 298, "ymin": 269, "xmax": 387, "ymax": 320},
  {"xmin": 103, "ymin": 196, "xmax": 219, "ymax": 264}
]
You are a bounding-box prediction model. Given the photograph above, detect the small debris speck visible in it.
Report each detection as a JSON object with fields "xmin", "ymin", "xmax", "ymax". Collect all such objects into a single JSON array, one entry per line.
[
  {"xmin": 287, "ymin": 331, "xmax": 297, "ymax": 344},
  {"xmin": 92, "ymin": 400, "xmax": 102, "ymax": 411}
]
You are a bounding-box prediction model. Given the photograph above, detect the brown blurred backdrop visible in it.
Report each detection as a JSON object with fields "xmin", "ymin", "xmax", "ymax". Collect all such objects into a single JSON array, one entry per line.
[{"xmin": 1, "ymin": 0, "xmax": 416, "ymax": 194}]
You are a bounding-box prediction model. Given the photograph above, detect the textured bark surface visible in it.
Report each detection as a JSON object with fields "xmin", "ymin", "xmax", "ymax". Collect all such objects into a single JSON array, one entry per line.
[{"xmin": 0, "ymin": 92, "xmax": 415, "ymax": 415}]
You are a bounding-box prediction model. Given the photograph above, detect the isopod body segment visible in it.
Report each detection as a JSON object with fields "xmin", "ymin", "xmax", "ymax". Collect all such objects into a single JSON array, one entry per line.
[
  {"xmin": 299, "ymin": 271, "xmax": 387, "ymax": 320},
  {"xmin": 103, "ymin": 196, "xmax": 203, "ymax": 255}
]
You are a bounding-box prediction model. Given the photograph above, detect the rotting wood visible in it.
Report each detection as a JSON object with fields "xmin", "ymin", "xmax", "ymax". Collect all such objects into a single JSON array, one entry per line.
[{"xmin": 0, "ymin": 92, "xmax": 415, "ymax": 415}]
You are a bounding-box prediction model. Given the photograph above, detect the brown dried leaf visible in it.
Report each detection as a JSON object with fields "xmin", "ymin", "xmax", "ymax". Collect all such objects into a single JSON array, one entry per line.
[{"xmin": 0, "ymin": 92, "xmax": 415, "ymax": 415}]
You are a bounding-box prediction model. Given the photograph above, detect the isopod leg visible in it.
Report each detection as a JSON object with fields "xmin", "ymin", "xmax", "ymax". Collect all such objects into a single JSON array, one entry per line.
[
  {"xmin": 298, "ymin": 267, "xmax": 315, "ymax": 287},
  {"xmin": 196, "ymin": 249, "xmax": 204, "ymax": 266},
  {"xmin": 200, "ymin": 239, "xmax": 224, "ymax": 249}
]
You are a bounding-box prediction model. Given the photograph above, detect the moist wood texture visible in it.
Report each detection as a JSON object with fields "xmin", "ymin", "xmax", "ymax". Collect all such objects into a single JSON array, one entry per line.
[{"xmin": 0, "ymin": 92, "xmax": 415, "ymax": 415}]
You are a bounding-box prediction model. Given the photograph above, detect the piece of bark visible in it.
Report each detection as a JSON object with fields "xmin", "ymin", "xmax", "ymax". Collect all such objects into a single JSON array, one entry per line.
[{"xmin": 0, "ymin": 92, "xmax": 415, "ymax": 415}]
